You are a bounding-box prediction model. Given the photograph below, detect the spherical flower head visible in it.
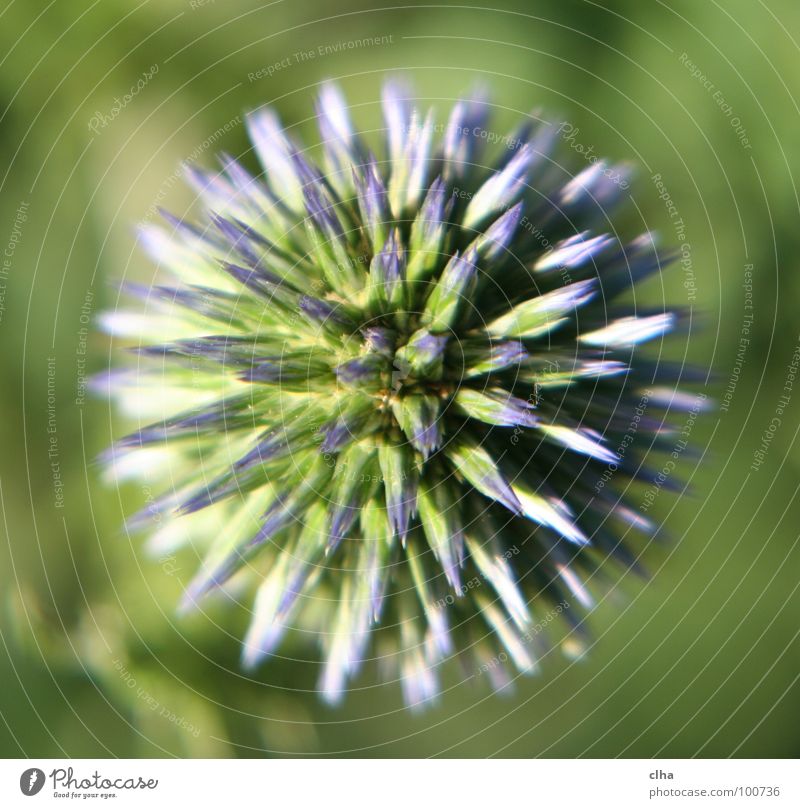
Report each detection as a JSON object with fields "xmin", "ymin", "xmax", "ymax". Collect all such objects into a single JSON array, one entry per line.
[{"xmin": 99, "ymin": 80, "xmax": 703, "ymax": 709}]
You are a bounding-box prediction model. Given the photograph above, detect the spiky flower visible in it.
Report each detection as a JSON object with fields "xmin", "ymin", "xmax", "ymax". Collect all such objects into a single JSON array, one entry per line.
[{"xmin": 100, "ymin": 80, "xmax": 700, "ymax": 709}]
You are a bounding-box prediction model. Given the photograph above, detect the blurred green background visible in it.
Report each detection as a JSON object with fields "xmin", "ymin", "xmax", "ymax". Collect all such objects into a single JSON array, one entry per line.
[{"xmin": 1, "ymin": 0, "xmax": 799, "ymax": 757}]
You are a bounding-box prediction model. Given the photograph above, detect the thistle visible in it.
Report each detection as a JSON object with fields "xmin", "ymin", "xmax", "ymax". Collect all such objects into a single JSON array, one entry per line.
[{"xmin": 100, "ymin": 80, "xmax": 700, "ymax": 709}]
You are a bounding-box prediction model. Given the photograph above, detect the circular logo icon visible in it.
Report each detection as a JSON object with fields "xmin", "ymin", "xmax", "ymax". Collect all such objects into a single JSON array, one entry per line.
[{"xmin": 20, "ymin": 768, "xmax": 45, "ymax": 796}]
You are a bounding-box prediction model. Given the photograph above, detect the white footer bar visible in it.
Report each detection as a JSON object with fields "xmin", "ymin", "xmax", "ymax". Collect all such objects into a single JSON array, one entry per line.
[{"xmin": 1, "ymin": 758, "xmax": 796, "ymax": 806}]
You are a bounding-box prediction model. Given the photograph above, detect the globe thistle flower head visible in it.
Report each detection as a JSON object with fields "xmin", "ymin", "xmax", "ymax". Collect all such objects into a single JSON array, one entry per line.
[{"xmin": 101, "ymin": 79, "xmax": 700, "ymax": 709}]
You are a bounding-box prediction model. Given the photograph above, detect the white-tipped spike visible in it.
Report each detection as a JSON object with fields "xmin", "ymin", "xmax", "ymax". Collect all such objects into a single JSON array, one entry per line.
[
  {"xmin": 560, "ymin": 160, "xmax": 631, "ymax": 205},
  {"xmin": 480, "ymin": 597, "xmax": 537, "ymax": 673},
  {"xmin": 182, "ymin": 166, "xmax": 243, "ymax": 216},
  {"xmin": 615, "ymin": 505, "xmax": 655, "ymax": 533},
  {"xmin": 98, "ymin": 310, "xmax": 150, "ymax": 339},
  {"xmin": 556, "ymin": 563, "xmax": 594, "ymax": 608},
  {"xmin": 514, "ymin": 486, "xmax": 589, "ymax": 545},
  {"xmin": 406, "ymin": 108, "xmax": 434, "ymax": 209},
  {"xmin": 319, "ymin": 576, "xmax": 372, "ymax": 704},
  {"xmin": 101, "ymin": 446, "xmax": 174, "ymax": 484},
  {"xmin": 318, "ymin": 81, "xmax": 353, "ymax": 145},
  {"xmin": 382, "ymin": 80, "xmax": 411, "ymax": 164},
  {"xmin": 242, "ymin": 570, "xmax": 291, "ymax": 668},
  {"xmin": 145, "ymin": 515, "xmax": 192, "ymax": 555},
  {"xmin": 137, "ymin": 224, "xmax": 239, "ymax": 291},
  {"xmin": 466, "ymin": 536, "xmax": 530, "ymax": 629},
  {"xmin": 486, "ymin": 278, "xmax": 596, "ymax": 339},
  {"xmin": 580, "ymin": 313, "xmax": 675, "ymax": 347},
  {"xmin": 245, "ymin": 109, "xmax": 304, "ymax": 212},
  {"xmin": 560, "ymin": 161, "xmax": 607, "ymax": 205},
  {"xmin": 648, "ymin": 386, "xmax": 711, "ymax": 411},
  {"xmin": 535, "ymin": 232, "xmax": 613, "ymax": 271},
  {"xmin": 463, "ymin": 144, "xmax": 532, "ymax": 230},
  {"xmin": 400, "ymin": 649, "xmax": 439, "ymax": 710},
  {"xmin": 539, "ymin": 424, "xmax": 618, "ymax": 463},
  {"xmin": 424, "ymin": 607, "xmax": 453, "ymax": 658}
]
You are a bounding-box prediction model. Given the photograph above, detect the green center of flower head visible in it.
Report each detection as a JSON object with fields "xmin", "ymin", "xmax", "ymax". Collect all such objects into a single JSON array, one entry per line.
[{"xmin": 102, "ymin": 80, "xmax": 698, "ymax": 709}]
